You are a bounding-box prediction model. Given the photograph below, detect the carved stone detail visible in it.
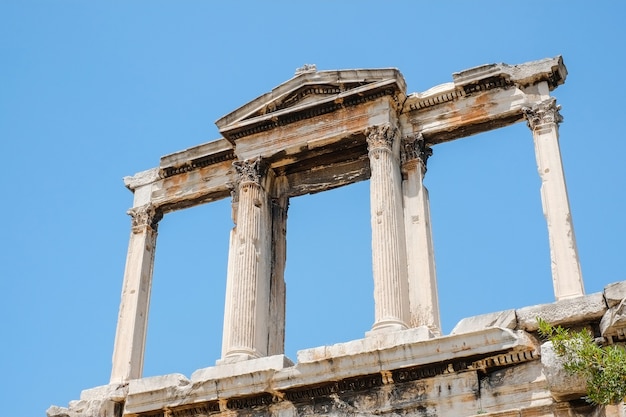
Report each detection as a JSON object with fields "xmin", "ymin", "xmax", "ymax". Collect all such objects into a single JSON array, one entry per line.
[
  {"xmin": 401, "ymin": 133, "xmax": 432, "ymax": 167},
  {"xmin": 366, "ymin": 124, "xmax": 398, "ymax": 151},
  {"xmin": 127, "ymin": 203, "xmax": 162, "ymax": 232},
  {"xmin": 233, "ymin": 157, "xmax": 266, "ymax": 185},
  {"xmin": 522, "ymin": 98, "xmax": 563, "ymax": 130},
  {"xmin": 295, "ymin": 63, "xmax": 317, "ymax": 75}
]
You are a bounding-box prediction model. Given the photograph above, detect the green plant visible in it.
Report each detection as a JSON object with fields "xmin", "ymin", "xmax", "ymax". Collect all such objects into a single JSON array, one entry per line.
[{"xmin": 537, "ymin": 318, "xmax": 626, "ymax": 405}]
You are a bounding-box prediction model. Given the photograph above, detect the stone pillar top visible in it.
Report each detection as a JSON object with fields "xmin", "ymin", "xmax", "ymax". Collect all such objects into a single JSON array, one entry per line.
[
  {"xmin": 233, "ymin": 157, "xmax": 267, "ymax": 185},
  {"xmin": 522, "ymin": 98, "xmax": 563, "ymax": 131},
  {"xmin": 366, "ymin": 123, "xmax": 399, "ymax": 151},
  {"xmin": 401, "ymin": 133, "xmax": 432, "ymax": 169},
  {"xmin": 127, "ymin": 203, "xmax": 162, "ymax": 232}
]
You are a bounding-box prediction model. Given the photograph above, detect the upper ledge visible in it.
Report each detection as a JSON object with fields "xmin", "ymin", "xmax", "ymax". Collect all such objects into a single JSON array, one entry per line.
[
  {"xmin": 277, "ymin": 327, "xmax": 536, "ymax": 390},
  {"xmin": 122, "ymin": 139, "xmax": 236, "ymax": 190},
  {"xmin": 123, "ymin": 168, "xmax": 160, "ymax": 191},
  {"xmin": 452, "ymin": 55, "xmax": 566, "ymax": 89},
  {"xmin": 121, "ymin": 327, "xmax": 537, "ymax": 415},
  {"xmin": 158, "ymin": 138, "xmax": 234, "ymax": 178},
  {"xmin": 450, "ymin": 280, "xmax": 626, "ymax": 344},
  {"xmin": 404, "ymin": 56, "xmax": 566, "ymax": 112}
]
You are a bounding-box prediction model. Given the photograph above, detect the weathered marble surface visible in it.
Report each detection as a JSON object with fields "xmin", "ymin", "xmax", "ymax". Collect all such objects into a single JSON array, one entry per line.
[
  {"xmin": 516, "ymin": 292, "xmax": 606, "ymax": 332},
  {"xmin": 111, "ymin": 56, "xmax": 585, "ymax": 382},
  {"xmin": 49, "ymin": 280, "xmax": 626, "ymax": 417},
  {"xmin": 50, "ymin": 57, "xmax": 626, "ymax": 417},
  {"xmin": 605, "ymin": 281, "xmax": 626, "ymax": 308},
  {"xmin": 451, "ymin": 309, "xmax": 517, "ymax": 335}
]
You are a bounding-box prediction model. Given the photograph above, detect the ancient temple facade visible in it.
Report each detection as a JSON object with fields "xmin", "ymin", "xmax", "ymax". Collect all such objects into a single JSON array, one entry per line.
[{"xmin": 49, "ymin": 57, "xmax": 626, "ymax": 417}]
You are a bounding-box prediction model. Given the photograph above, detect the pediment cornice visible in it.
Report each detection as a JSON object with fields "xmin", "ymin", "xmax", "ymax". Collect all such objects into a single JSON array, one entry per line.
[{"xmin": 216, "ymin": 68, "xmax": 407, "ymax": 143}]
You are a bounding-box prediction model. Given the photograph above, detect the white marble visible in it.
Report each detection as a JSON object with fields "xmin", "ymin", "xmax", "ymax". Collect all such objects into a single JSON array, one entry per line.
[
  {"xmin": 540, "ymin": 341, "xmax": 587, "ymax": 401},
  {"xmin": 366, "ymin": 123, "xmax": 410, "ymax": 332},
  {"xmin": 401, "ymin": 135, "xmax": 440, "ymax": 333},
  {"xmin": 71, "ymin": 57, "xmax": 614, "ymax": 417},
  {"xmin": 221, "ymin": 158, "xmax": 272, "ymax": 362},
  {"xmin": 600, "ymin": 301, "xmax": 626, "ymax": 339},
  {"xmin": 516, "ymin": 292, "xmax": 606, "ymax": 332},
  {"xmin": 605, "ymin": 281, "xmax": 626, "ymax": 308},
  {"xmin": 523, "ymin": 93, "xmax": 584, "ymax": 300},
  {"xmin": 110, "ymin": 204, "xmax": 160, "ymax": 383},
  {"xmin": 451, "ymin": 309, "xmax": 517, "ymax": 335}
]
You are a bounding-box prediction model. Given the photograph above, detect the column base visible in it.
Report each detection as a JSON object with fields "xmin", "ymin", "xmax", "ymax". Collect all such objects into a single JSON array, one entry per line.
[
  {"xmin": 554, "ymin": 291, "xmax": 585, "ymax": 301},
  {"xmin": 217, "ymin": 348, "xmax": 261, "ymax": 365},
  {"xmin": 367, "ymin": 319, "xmax": 408, "ymax": 335},
  {"xmin": 205, "ymin": 354, "xmax": 293, "ymax": 376}
]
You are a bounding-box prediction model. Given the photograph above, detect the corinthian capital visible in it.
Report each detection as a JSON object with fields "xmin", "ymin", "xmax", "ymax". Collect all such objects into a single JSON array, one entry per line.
[
  {"xmin": 401, "ymin": 133, "xmax": 432, "ymax": 166},
  {"xmin": 365, "ymin": 124, "xmax": 398, "ymax": 151},
  {"xmin": 522, "ymin": 98, "xmax": 563, "ymax": 130},
  {"xmin": 127, "ymin": 203, "xmax": 162, "ymax": 232},
  {"xmin": 233, "ymin": 157, "xmax": 266, "ymax": 185}
]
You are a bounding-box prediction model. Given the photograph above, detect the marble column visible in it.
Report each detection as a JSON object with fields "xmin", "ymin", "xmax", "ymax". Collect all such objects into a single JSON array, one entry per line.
[
  {"xmin": 523, "ymin": 97, "xmax": 584, "ymax": 300},
  {"xmin": 221, "ymin": 157, "xmax": 272, "ymax": 363},
  {"xmin": 401, "ymin": 134, "xmax": 441, "ymax": 335},
  {"xmin": 110, "ymin": 203, "xmax": 162, "ymax": 383},
  {"xmin": 366, "ymin": 124, "xmax": 410, "ymax": 332}
]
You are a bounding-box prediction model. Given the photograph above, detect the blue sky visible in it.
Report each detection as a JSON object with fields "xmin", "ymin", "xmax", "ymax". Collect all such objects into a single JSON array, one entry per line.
[{"xmin": 1, "ymin": 2, "xmax": 625, "ymax": 416}]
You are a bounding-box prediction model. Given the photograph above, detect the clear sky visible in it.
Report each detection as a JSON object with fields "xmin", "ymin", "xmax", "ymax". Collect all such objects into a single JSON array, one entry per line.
[{"xmin": 1, "ymin": 2, "xmax": 625, "ymax": 416}]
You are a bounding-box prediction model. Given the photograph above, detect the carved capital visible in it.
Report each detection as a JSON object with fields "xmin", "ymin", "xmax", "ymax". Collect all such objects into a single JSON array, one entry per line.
[
  {"xmin": 366, "ymin": 124, "xmax": 398, "ymax": 151},
  {"xmin": 233, "ymin": 157, "xmax": 266, "ymax": 186},
  {"xmin": 401, "ymin": 133, "xmax": 432, "ymax": 167},
  {"xmin": 522, "ymin": 98, "xmax": 563, "ymax": 131},
  {"xmin": 127, "ymin": 203, "xmax": 162, "ymax": 232}
]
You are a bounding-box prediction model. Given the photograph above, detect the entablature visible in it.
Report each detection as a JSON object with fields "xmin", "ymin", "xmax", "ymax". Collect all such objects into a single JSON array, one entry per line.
[
  {"xmin": 123, "ymin": 56, "xmax": 567, "ymax": 213},
  {"xmin": 402, "ymin": 56, "xmax": 566, "ymax": 144}
]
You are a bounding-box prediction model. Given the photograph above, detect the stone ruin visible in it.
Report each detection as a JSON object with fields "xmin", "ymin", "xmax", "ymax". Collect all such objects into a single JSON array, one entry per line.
[{"xmin": 49, "ymin": 56, "xmax": 626, "ymax": 417}]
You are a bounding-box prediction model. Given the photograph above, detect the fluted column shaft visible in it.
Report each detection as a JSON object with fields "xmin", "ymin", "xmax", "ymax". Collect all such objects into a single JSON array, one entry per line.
[
  {"xmin": 221, "ymin": 158, "xmax": 271, "ymax": 363},
  {"xmin": 366, "ymin": 124, "xmax": 410, "ymax": 332},
  {"xmin": 110, "ymin": 203, "xmax": 161, "ymax": 383},
  {"xmin": 523, "ymin": 97, "xmax": 584, "ymax": 300},
  {"xmin": 401, "ymin": 134, "xmax": 440, "ymax": 335}
]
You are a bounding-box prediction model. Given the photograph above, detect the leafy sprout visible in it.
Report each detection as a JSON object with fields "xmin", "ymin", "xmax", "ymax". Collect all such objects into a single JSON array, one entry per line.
[{"xmin": 537, "ymin": 318, "xmax": 626, "ymax": 405}]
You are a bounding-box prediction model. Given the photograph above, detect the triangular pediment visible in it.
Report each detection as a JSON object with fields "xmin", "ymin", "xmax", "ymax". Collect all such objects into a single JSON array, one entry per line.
[{"xmin": 216, "ymin": 67, "xmax": 406, "ymax": 143}]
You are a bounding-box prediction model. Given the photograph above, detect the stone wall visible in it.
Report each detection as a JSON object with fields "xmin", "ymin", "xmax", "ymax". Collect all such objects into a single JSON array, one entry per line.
[{"xmin": 48, "ymin": 281, "xmax": 626, "ymax": 417}]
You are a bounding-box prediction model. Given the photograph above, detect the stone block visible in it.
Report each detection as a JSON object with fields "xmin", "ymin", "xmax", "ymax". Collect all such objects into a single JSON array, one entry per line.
[
  {"xmin": 451, "ymin": 310, "xmax": 517, "ymax": 335},
  {"xmin": 189, "ymin": 355, "xmax": 293, "ymax": 402},
  {"xmin": 125, "ymin": 374, "xmax": 191, "ymax": 415},
  {"xmin": 46, "ymin": 406, "xmax": 72, "ymax": 417},
  {"xmin": 193, "ymin": 354, "xmax": 293, "ymax": 381},
  {"xmin": 604, "ymin": 281, "xmax": 626, "ymax": 308},
  {"xmin": 478, "ymin": 360, "xmax": 552, "ymax": 413},
  {"xmin": 47, "ymin": 384, "xmax": 127, "ymax": 417},
  {"xmin": 276, "ymin": 328, "xmax": 537, "ymax": 391},
  {"xmin": 298, "ymin": 326, "xmax": 433, "ymax": 364},
  {"xmin": 600, "ymin": 301, "xmax": 626, "ymax": 339},
  {"xmin": 123, "ymin": 167, "xmax": 159, "ymax": 190},
  {"xmin": 516, "ymin": 292, "xmax": 606, "ymax": 331},
  {"xmin": 79, "ymin": 383, "xmax": 127, "ymax": 402},
  {"xmin": 46, "ymin": 399, "xmax": 120, "ymax": 417},
  {"xmin": 540, "ymin": 341, "xmax": 587, "ymax": 401}
]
